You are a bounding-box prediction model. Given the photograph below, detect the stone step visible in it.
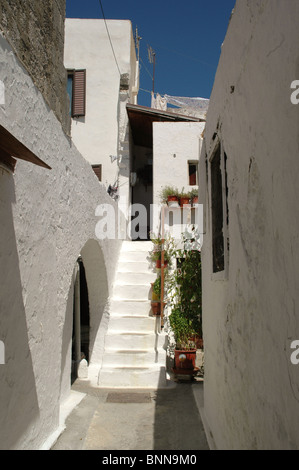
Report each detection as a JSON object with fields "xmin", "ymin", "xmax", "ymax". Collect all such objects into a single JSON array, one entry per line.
[
  {"xmin": 110, "ymin": 300, "xmax": 151, "ymax": 316},
  {"xmin": 115, "ymin": 271, "xmax": 156, "ymax": 285},
  {"xmin": 104, "ymin": 332, "xmax": 167, "ymax": 351},
  {"xmin": 121, "ymin": 241, "xmax": 153, "ymax": 252},
  {"xmin": 97, "ymin": 239, "xmax": 167, "ymax": 390},
  {"xmin": 98, "ymin": 364, "xmax": 167, "ymax": 389},
  {"xmin": 117, "ymin": 261, "xmax": 155, "ymax": 274},
  {"xmin": 108, "ymin": 315, "xmax": 156, "ymax": 333},
  {"xmin": 118, "ymin": 251, "xmax": 151, "ymax": 263},
  {"xmin": 101, "ymin": 349, "xmax": 166, "ymax": 368},
  {"xmin": 113, "ymin": 284, "xmax": 150, "ymax": 301}
]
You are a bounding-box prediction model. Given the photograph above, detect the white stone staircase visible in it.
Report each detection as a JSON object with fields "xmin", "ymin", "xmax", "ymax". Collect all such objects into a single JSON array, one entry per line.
[{"xmin": 97, "ymin": 241, "xmax": 168, "ymax": 388}]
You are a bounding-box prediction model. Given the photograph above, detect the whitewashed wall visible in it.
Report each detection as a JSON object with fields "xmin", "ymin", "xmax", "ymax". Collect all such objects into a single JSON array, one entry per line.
[
  {"xmin": 64, "ymin": 19, "xmax": 138, "ymax": 222},
  {"xmin": 0, "ymin": 33, "xmax": 123, "ymax": 450},
  {"xmin": 152, "ymin": 121, "xmax": 205, "ymax": 234},
  {"xmin": 200, "ymin": 0, "xmax": 299, "ymax": 450}
]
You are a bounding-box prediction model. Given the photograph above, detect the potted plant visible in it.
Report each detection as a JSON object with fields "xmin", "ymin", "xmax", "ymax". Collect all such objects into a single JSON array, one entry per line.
[
  {"xmin": 179, "ymin": 188, "xmax": 191, "ymax": 207},
  {"xmin": 151, "ymin": 300, "xmax": 161, "ymax": 316},
  {"xmin": 189, "ymin": 188, "xmax": 199, "ymax": 206},
  {"xmin": 155, "ymin": 250, "xmax": 171, "ymax": 269},
  {"xmin": 159, "ymin": 185, "xmax": 179, "ymax": 206},
  {"xmin": 148, "ymin": 232, "xmax": 175, "ymax": 269},
  {"xmin": 151, "ymin": 276, "xmax": 161, "ymax": 301},
  {"xmin": 168, "ymin": 230, "xmax": 202, "ymax": 373},
  {"xmin": 169, "ymin": 306, "xmax": 198, "ymax": 371},
  {"xmin": 151, "ymin": 276, "xmax": 167, "ymax": 316}
]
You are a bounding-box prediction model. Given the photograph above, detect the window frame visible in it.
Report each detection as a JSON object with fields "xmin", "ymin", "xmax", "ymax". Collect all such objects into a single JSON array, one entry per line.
[
  {"xmin": 209, "ymin": 137, "xmax": 229, "ymax": 279},
  {"xmin": 188, "ymin": 160, "xmax": 198, "ymax": 186},
  {"xmin": 67, "ymin": 69, "xmax": 86, "ymax": 118}
]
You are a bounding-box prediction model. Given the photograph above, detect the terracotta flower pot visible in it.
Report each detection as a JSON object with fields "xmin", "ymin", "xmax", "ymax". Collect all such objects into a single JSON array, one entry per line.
[
  {"xmin": 174, "ymin": 349, "xmax": 196, "ymax": 370},
  {"xmin": 167, "ymin": 195, "xmax": 178, "ymax": 203},
  {"xmin": 156, "ymin": 259, "xmax": 168, "ymax": 269},
  {"xmin": 180, "ymin": 197, "xmax": 190, "ymax": 207},
  {"xmin": 167, "ymin": 195, "xmax": 179, "ymax": 207},
  {"xmin": 151, "ymin": 301, "xmax": 161, "ymax": 316}
]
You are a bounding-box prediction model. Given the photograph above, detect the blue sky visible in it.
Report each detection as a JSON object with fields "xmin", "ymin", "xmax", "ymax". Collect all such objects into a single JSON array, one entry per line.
[{"xmin": 66, "ymin": 0, "xmax": 236, "ymax": 107}]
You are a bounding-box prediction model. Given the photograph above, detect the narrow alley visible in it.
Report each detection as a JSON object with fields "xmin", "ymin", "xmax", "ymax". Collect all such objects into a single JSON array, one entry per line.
[
  {"xmin": 2, "ymin": 0, "xmax": 299, "ymax": 451},
  {"xmin": 51, "ymin": 378, "xmax": 209, "ymax": 451}
]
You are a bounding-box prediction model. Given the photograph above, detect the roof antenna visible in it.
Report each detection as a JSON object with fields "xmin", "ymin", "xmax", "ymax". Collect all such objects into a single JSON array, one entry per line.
[
  {"xmin": 135, "ymin": 26, "xmax": 142, "ymax": 62},
  {"xmin": 147, "ymin": 45, "xmax": 156, "ymax": 94}
]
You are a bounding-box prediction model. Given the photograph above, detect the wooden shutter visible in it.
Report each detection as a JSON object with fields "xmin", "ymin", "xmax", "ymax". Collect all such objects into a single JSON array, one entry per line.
[
  {"xmin": 92, "ymin": 164, "xmax": 102, "ymax": 181},
  {"xmin": 72, "ymin": 70, "xmax": 86, "ymax": 117}
]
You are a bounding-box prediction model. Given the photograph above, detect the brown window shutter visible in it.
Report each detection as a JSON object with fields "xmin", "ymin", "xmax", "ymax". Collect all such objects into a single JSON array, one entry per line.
[
  {"xmin": 92, "ymin": 164, "xmax": 102, "ymax": 181},
  {"xmin": 72, "ymin": 70, "xmax": 86, "ymax": 117}
]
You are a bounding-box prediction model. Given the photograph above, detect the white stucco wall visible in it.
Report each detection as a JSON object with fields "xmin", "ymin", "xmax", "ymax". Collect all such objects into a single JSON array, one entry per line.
[
  {"xmin": 152, "ymin": 121, "xmax": 205, "ymax": 233},
  {"xmin": 0, "ymin": 33, "xmax": 123, "ymax": 450},
  {"xmin": 64, "ymin": 19, "xmax": 138, "ymax": 218},
  {"xmin": 200, "ymin": 0, "xmax": 299, "ymax": 449}
]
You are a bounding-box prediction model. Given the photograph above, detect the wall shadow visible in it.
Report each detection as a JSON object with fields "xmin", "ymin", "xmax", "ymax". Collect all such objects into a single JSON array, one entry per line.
[
  {"xmin": 0, "ymin": 170, "xmax": 39, "ymax": 449},
  {"xmin": 153, "ymin": 371, "xmax": 209, "ymax": 450}
]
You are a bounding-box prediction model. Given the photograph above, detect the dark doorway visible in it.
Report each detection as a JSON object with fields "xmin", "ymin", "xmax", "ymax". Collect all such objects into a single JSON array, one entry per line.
[{"xmin": 71, "ymin": 257, "xmax": 90, "ymax": 384}]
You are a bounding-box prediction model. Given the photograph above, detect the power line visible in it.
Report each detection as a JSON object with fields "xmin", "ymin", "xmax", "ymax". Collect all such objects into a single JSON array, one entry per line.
[
  {"xmin": 140, "ymin": 57, "xmax": 153, "ymax": 81},
  {"xmin": 98, "ymin": 0, "xmax": 121, "ymax": 76},
  {"xmin": 149, "ymin": 41, "xmax": 214, "ymax": 68}
]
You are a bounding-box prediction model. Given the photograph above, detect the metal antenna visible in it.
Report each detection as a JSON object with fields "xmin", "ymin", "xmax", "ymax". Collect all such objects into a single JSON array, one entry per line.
[
  {"xmin": 147, "ymin": 45, "xmax": 156, "ymax": 93},
  {"xmin": 135, "ymin": 26, "xmax": 142, "ymax": 62}
]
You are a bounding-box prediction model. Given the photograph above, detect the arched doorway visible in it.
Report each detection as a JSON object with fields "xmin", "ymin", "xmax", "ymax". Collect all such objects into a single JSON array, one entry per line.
[
  {"xmin": 60, "ymin": 238, "xmax": 110, "ymax": 394},
  {"xmin": 71, "ymin": 257, "xmax": 90, "ymax": 384}
]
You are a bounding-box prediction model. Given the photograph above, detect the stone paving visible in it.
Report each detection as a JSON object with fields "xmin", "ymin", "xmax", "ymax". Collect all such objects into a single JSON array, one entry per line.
[{"xmin": 51, "ymin": 376, "xmax": 209, "ymax": 451}]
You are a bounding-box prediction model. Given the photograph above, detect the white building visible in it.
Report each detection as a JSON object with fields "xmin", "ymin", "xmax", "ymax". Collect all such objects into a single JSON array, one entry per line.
[
  {"xmin": 0, "ymin": 6, "xmax": 206, "ymax": 450},
  {"xmin": 200, "ymin": 0, "xmax": 299, "ymax": 450},
  {"xmin": 64, "ymin": 19, "xmax": 206, "ymax": 240},
  {"xmin": 64, "ymin": 18, "xmax": 139, "ymax": 227},
  {"xmin": 0, "ymin": 3, "xmax": 123, "ymax": 450}
]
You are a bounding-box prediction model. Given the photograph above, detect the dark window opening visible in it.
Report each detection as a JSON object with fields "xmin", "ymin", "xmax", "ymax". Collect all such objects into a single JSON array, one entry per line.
[
  {"xmin": 224, "ymin": 152, "xmax": 229, "ymax": 228},
  {"xmin": 211, "ymin": 144, "xmax": 224, "ymax": 273},
  {"xmin": 188, "ymin": 162, "xmax": 198, "ymax": 186}
]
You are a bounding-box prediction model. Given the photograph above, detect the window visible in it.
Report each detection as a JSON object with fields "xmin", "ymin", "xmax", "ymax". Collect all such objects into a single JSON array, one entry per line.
[
  {"xmin": 188, "ymin": 161, "xmax": 198, "ymax": 186},
  {"xmin": 92, "ymin": 164, "xmax": 102, "ymax": 182},
  {"xmin": 67, "ymin": 70, "xmax": 86, "ymax": 117},
  {"xmin": 210, "ymin": 142, "xmax": 229, "ymax": 273}
]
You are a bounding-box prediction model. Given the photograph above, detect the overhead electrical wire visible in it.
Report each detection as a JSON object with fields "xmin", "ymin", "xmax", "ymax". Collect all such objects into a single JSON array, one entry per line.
[{"xmin": 98, "ymin": 0, "xmax": 122, "ymax": 76}]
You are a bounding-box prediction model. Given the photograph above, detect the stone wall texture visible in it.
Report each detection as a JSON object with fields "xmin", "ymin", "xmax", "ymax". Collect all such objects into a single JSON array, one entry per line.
[
  {"xmin": 201, "ymin": 0, "xmax": 299, "ymax": 450},
  {"xmin": 0, "ymin": 0, "xmax": 70, "ymax": 134}
]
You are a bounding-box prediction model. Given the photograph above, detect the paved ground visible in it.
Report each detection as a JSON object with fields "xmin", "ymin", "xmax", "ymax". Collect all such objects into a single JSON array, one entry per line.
[{"xmin": 51, "ymin": 376, "xmax": 210, "ymax": 451}]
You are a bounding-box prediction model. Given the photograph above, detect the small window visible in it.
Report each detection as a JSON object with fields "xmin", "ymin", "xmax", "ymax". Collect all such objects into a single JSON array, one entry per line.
[
  {"xmin": 67, "ymin": 69, "xmax": 86, "ymax": 117},
  {"xmin": 211, "ymin": 144, "xmax": 224, "ymax": 273},
  {"xmin": 92, "ymin": 164, "xmax": 102, "ymax": 182},
  {"xmin": 188, "ymin": 161, "xmax": 198, "ymax": 186}
]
